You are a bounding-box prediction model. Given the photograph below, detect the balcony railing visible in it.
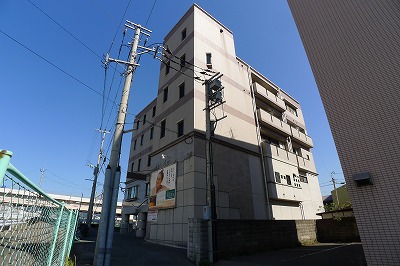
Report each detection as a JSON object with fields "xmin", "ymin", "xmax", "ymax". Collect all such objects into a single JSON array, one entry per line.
[
  {"xmin": 253, "ymin": 82, "xmax": 286, "ymax": 111},
  {"xmin": 296, "ymin": 149, "xmax": 317, "ymax": 173},
  {"xmin": 258, "ymin": 109, "xmax": 292, "ymax": 136},
  {"xmin": 262, "ymin": 142, "xmax": 297, "ymax": 166},
  {"xmin": 290, "ymin": 126, "xmax": 314, "ymax": 148}
]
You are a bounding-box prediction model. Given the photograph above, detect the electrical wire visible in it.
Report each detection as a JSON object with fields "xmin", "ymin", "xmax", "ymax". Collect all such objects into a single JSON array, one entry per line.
[
  {"xmin": 0, "ymin": 29, "xmax": 114, "ymax": 102},
  {"xmin": 27, "ymin": 0, "xmax": 102, "ymax": 60},
  {"xmin": 107, "ymin": 0, "xmax": 132, "ymax": 54},
  {"xmin": 145, "ymin": 0, "xmax": 157, "ymax": 27}
]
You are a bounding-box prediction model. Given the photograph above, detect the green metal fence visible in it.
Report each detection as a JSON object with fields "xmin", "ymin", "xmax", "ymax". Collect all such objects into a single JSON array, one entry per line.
[{"xmin": 0, "ymin": 150, "xmax": 78, "ymax": 266}]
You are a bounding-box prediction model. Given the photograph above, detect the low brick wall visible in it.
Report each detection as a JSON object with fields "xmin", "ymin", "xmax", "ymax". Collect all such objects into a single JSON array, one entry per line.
[{"xmin": 316, "ymin": 217, "xmax": 360, "ymax": 242}]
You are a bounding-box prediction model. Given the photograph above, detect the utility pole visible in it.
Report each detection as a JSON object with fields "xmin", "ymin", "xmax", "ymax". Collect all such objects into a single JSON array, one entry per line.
[
  {"xmin": 39, "ymin": 168, "xmax": 46, "ymax": 187},
  {"xmin": 331, "ymin": 171, "xmax": 339, "ymax": 205},
  {"xmin": 204, "ymin": 72, "xmax": 225, "ymax": 263},
  {"xmin": 94, "ymin": 22, "xmax": 151, "ymax": 266},
  {"xmin": 86, "ymin": 129, "xmax": 109, "ymax": 228}
]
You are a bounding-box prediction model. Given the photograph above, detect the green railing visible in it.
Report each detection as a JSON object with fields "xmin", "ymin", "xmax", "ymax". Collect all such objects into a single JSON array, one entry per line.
[{"xmin": 0, "ymin": 150, "xmax": 78, "ymax": 266}]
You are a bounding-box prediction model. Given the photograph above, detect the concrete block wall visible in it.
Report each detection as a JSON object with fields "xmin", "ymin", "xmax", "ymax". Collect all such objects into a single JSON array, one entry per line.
[
  {"xmin": 187, "ymin": 218, "xmax": 208, "ymax": 265},
  {"xmin": 215, "ymin": 220, "xmax": 300, "ymax": 258},
  {"xmin": 316, "ymin": 217, "xmax": 360, "ymax": 243}
]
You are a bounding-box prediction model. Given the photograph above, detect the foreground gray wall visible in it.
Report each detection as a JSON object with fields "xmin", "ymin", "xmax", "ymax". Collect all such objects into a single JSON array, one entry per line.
[{"xmin": 288, "ymin": 1, "xmax": 400, "ymax": 265}]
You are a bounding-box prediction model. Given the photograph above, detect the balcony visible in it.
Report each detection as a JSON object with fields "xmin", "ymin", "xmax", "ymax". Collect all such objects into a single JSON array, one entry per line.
[
  {"xmin": 290, "ymin": 126, "xmax": 314, "ymax": 148},
  {"xmin": 253, "ymin": 82, "xmax": 286, "ymax": 112},
  {"xmin": 296, "ymin": 149, "xmax": 317, "ymax": 173},
  {"xmin": 258, "ymin": 109, "xmax": 291, "ymax": 136},
  {"xmin": 262, "ymin": 142, "xmax": 297, "ymax": 166}
]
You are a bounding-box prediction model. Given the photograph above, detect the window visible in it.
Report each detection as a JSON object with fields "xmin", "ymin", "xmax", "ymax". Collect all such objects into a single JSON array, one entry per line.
[
  {"xmin": 147, "ymin": 155, "xmax": 151, "ymax": 167},
  {"xmin": 152, "ymin": 105, "xmax": 156, "ymax": 117},
  {"xmin": 206, "ymin": 53, "xmax": 212, "ymax": 65},
  {"xmin": 126, "ymin": 187, "xmax": 132, "ymax": 199},
  {"xmin": 299, "ymin": 174, "xmax": 308, "ymax": 183},
  {"xmin": 286, "ymin": 104, "xmax": 298, "ymax": 117},
  {"xmin": 177, "ymin": 120, "xmax": 184, "ymax": 137},
  {"xmin": 165, "ymin": 60, "xmax": 170, "ymax": 75},
  {"xmin": 179, "ymin": 82, "xmax": 185, "ymax": 99},
  {"xmin": 143, "ymin": 114, "xmax": 146, "ymax": 125},
  {"xmin": 132, "ymin": 186, "xmax": 138, "ymax": 199},
  {"xmin": 145, "ymin": 182, "xmax": 150, "ymax": 196},
  {"xmin": 137, "ymin": 159, "xmax": 141, "ymax": 172},
  {"xmin": 136, "ymin": 120, "xmax": 140, "ymax": 130},
  {"xmin": 163, "ymin": 86, "xmax": 168, "ymax": 102},
  {"xmin": 180, "ymin": 54, "xmax": 186, "ymax": 69},
  {"xmin": 150, "ymin": 127, "xmax": 154, "ymax": 140},
  {"xmin": 160, "ymin": 120, "xmax": 166, "ymax": 138},
  {"xmin": 133, "ymin": 139, "xmax": 137, "ymax": 150},
  {"xmin": 131, "ymin": 162, "xmax": 134, "ymax": 172},
  {"xmin": 274, "ymin": 172, "xmax": 281, "ymax": 183},
  {"xmin": 140, "ymin": 134, "xmax": 144, "ymax": 146},
  {"xmin": 181, "ymin": 28, "xmax": 187, "ymax": 41},
  {"xmin": 126, "ymin": 186, "xmax": 139, "ymax": 200},
  {"xmin": 286, "ymin": 175, "xmax": 292, "ymax": 185}
]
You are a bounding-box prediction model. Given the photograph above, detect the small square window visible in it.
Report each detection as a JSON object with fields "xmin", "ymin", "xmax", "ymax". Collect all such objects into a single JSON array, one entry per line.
[
  {"xmin": 163, "ymin": 87, "xmax": 168, "ymax": 102},
  {"xmin": 140, "ymin": 134, "xmax": 144, "ymax": 146},
  {"xmin": 181, "ymin": 28, "xmax": 187, "ymax": 41},
  {"xmin": 177, "ymin": 120, "xmax": 184, "ymax": 137},
  {"xmin": 160, "ymin": 120, "xmax": 166, "ymax": 138},
  {"xmin": 180, "ymin": 54, "xmax": 186, "ymax": 69},
  {"xmin": 206, "ymin": 53, "xmax": 212, "ymax": 65},
  {"xmin": 150, "ymin": 127, "xmax": 154, "ymax": 140},
  {"xmin": 165, "ymin": 60, "xmax": 170, "ymax": 75},
  {"xmin": 152, "ymin": 105, "xmax": 156, "ymax": 117},
  {"xmin": 143, "ymin": 114, "xmax": 146, "ymax": 125},
  {"xmin": 179, "ymin": 82, "xmax": 185, "ymax": 99},
  {"xmin": 147, "ymin": 155, "xmax": 151, "ymax": 167}
]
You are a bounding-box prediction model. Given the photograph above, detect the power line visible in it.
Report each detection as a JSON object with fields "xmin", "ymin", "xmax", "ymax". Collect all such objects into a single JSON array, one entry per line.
[
  {"xmin": 27, "ymin": 0, "xmax": 102, "ymax": 60},
  {"xmin": 0, "ymin": 29, "xmax": 108, "ymax": 99},
  {"xmin": 145, "ymin": 0, "xmax": 157, "ymax": 27},
  {"xmin": 107, "ymin": 0, "xmax": 132, "ymax": 54}
]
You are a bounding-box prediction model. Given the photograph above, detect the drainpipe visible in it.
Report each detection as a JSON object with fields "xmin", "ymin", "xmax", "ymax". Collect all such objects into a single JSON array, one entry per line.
[{"xmin": 246, "ymin": 66, "xmax": 272, "ymax": 220}]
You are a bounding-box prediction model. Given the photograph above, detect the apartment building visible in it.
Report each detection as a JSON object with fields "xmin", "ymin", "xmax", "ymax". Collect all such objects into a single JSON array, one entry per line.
[
  {"xmin": 121, "ymin": 4, "xmax": 322, "ymax": 246},
  {"xmin": 288, "ymin": 0, "xmax": 400, "ymax": 264}
]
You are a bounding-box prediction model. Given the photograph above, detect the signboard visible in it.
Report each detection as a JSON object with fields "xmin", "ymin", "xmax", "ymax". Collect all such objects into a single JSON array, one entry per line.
[
  {"xmin": 147, "ymin": 210, "xmax": 158, "ymax": 222},
  {"xmin": 148, "ymin": 163, "xmax": 176, "ymax": 210}
]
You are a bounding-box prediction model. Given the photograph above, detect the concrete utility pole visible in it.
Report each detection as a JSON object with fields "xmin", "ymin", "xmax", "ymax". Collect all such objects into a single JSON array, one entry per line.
[
  {"xmin": 86, "ymin": 129, "xmax": 109, "ymax": 228},
  {"xmin": 94, "ymin": 22, "xmax": 151, "ymax": 266},
  {"xmin": 331, "ymin": 171, "xmax": 339, "ymax": 205},
  {"xmin": 204, "ymin": 72, "xmax": 225, "ymax": 263},
  {"xmin": 39, "ymin": 168, "xmax": 46, "ymax": 187}
]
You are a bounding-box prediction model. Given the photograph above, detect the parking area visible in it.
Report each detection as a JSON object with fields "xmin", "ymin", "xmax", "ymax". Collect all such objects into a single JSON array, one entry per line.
[{"xmin": 70, "ymin": 229, "xmax": 366, "ymax": 266}]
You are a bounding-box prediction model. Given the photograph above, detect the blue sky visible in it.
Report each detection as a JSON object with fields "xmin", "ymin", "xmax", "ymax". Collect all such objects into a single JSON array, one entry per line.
[{"xmin": 0, "ymin": 0, "xmax": 343, "ymax": 199}]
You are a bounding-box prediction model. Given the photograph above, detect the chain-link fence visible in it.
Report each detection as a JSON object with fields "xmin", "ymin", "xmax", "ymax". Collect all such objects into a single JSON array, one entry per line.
[{"xmin": 0, "ymin": 150, "xmax": 78, "ymax": 266}]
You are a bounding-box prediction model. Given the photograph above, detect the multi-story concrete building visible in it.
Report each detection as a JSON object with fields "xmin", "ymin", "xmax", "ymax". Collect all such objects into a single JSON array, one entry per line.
[
  {"xmin": 121, "ymin": 4, "xmax": 322, "ymax": 246},
  {"xmin": 288, "ymin": 0, "xmax": 400, "ymax": 265}
]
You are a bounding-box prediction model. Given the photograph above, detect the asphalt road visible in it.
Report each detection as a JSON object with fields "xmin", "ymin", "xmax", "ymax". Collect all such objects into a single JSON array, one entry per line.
[{"xmin": 70, "ymin": 229, "xmax": 366, "ymax": 266}]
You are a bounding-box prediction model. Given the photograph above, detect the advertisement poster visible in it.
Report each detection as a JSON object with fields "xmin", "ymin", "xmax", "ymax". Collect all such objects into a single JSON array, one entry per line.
[
  {"xmin": 148, "ymin": 163, "xmax": 176, "ymax": 210},
  {"xmin": 147, "ymin": 210, "xmax": 158, "ymax": 222}
]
